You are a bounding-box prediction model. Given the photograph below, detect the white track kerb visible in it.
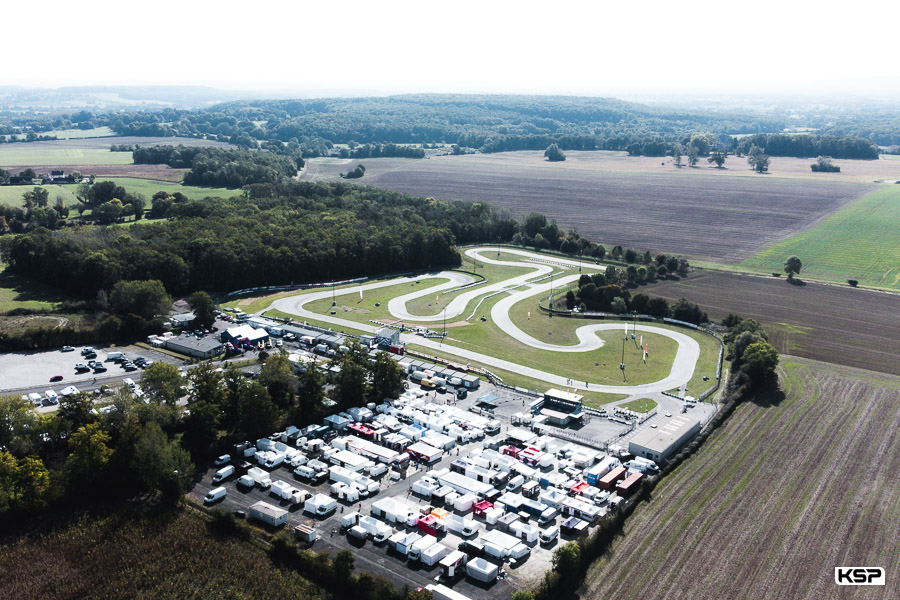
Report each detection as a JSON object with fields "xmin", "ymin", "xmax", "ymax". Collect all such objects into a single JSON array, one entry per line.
[{"xmin": 269, "ymin": 247, "xmax": 700, "ymax": 394}]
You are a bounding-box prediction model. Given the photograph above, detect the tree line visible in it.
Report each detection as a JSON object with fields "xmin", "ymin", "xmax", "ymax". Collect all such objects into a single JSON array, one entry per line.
[
  {"xmin": 0, "ymin": 181, "xmax": 521, "ymax": 298},
  {"xmin": 734, "ymin": 133, "xmax": 878, "ymax": 159},
  {"xmin": 132, "ymin": 145, "xmax": 302, "ymax": 188}
]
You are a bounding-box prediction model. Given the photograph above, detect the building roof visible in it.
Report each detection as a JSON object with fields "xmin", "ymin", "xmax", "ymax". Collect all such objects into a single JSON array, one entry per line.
[
  {"xmin": 225, "ymin": 324, "xmax": 268, "ymax": 341},
  {"xmin": 170, "ymin": 312, "xmax": 196, "ymax": 323},
  {"xmin": 166, "ymin": 335, "xmax": 223, "ymax": 353},
  {"xmin": 630, "ymin": 415, "xmax": 700, "ymax": 453},
  {"xmin": 545, "ymin": 388, "xmax": 584, "ymax": 404},
  {"xmin": 249, "ymin": 501, "xmax": 287, "ymax": 519}
]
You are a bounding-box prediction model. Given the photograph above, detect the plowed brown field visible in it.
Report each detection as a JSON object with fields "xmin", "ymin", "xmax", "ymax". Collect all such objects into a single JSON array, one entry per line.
[
  {"xmin": 645, "ymin": 270, "xmax": 900, "ymax": 377},
  {"xmin": 582, "ymin": 357, "xmax": 900, "ymax": 600},
  {"xmin": 310, "ymin": 152, "xmax": 876, "ymax": 262}
]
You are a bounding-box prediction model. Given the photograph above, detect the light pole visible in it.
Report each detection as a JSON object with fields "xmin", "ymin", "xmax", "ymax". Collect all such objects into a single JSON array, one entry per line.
[
  {"xmin": 549, "ymin": 273, "xmax": 554, "ymax": 318},
  {"xmin": 620, "ymin": 335, "xmax": 627, "ymax": 381},
  {"xmin": 631, "ymin": 311, "xmax": 637, "ymax": 343},
  {"xmin": 442, "ymin": 307, "xmax": 446, "ymax": 344}
]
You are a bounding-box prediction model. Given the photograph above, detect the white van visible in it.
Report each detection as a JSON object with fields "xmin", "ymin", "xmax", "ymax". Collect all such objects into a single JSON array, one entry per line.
[
  {"xmin": 107, "ymin": 352, "xmax": 125, "ymax": 361},
  {"xmin": 539, "ymin": 526, "xmax": 558, "ymax": 545},
  {"xmin": 204, "ymin": 486, "xmax": 227, "ymax": 504},
  {"xmin": 122, "ymin": 378, "xmax": 136, "ymax": 389},
  {"xmin": 213, "ymin": 465, "xmax": 235, "ymax": 483},
  {"xmin": 28, "ymin": 392, "xmax": 43, "ymax": 405},
  {"xmin": 237, "ymin": 475, "xmax": 255, "ymax": 488},
  {"xmin": 506, "ymin": 474, "xmax": 525, "ymax": 492},
  {"xmin": 44, "ymin": 390, "xmax": 59, "ymax": 405}
]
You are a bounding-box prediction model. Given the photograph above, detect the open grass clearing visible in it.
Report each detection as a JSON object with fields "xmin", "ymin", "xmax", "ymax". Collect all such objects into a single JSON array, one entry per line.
[
  {"xmin": 0, "ymin": 268, "xmax": 71, "ymax": 312},
  {"xmin": 582, "ymin": 357, "xmax": 900, "ymax": 600},
  {"xmin": 0, "ymin": 145, "xmax": 133, "ymax": 166},
  {"xmin": 103, "ymin": 177, "xmax": 239, "ymax": 200},
  {"xmin": 741, "ymin": 185, "xmax": 900, "ymax": 290},
  {"xmin": 0, "ymin": 184, "xmax": 80, "ymax": 207}
]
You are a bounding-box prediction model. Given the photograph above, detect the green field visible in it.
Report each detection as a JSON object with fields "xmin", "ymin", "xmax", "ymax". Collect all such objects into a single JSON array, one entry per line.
[
  {"xmin": 0, "ymin": 268, "xmax": 71, "ymax": 312},
  {"xmin": 0, "ymin": 184, "xmax": 80, "ymax": 207},
  {"xmin": 741, "ymin": 186, "xmax": 900, "ymax": 289},
  {"xmin": 104, "ymin": 177, "xmax": 240, "ymax": 200},
  {"xmin": 0, "ymin": 145, "xmax": 133, "ymax": 166}
]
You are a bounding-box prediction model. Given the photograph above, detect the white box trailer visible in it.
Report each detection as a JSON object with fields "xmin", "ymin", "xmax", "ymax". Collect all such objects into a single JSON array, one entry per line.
[
  {"xmin": 249, "ymin": 501, "xmax": 288, "ymax": 527},
  {"xmin": 331, "ymin": 449, "xmax": 371, "ymax": 472},
  {"xmin": 426, "ymin": 584, "xmax": 475, "ymax": 600},
  {"xmin": 481, "ymin": 530, "xmax": 531, "ymax": 561},
  {"xmin": 359, "ymin": 515, "xmax": 392, "ymax": 543},
  {"xmin": 408, "ymin": 534, "xmax": 438, "ymax": 561},
  {"xmin": 453, "ymin": 493, "xmax": 477, "ymax": 513},
  {"xmin": 561, "ymin": 496, "xmax": 601, "ymax": 523},
  {"xmin": 509, "ymin": 521, "xmax": 540, "ymax": 543},
  {"xmin": 439, "ymin": 550, "xmax": 468, "ymax": 579},
  {"xmin": 466, "ymin": 557, "xmax": 499, "ymax": 583},
  {"xmin": 407, "ymin": 441, "xmax": 443, "ymax": 463},
  {"xmin": 437, "ymin": 472, "xmax": 494, "ymax": 499},
  {"xmin": 412, "ymin": 477, "xmax": 440, "ymax": 498},
  {"xmin": 270, "ymin": 480, "xmax": 296, "ymax": 500},
  {"xmin": 304, "ymin": 493, "xmax": 337, "ymax": 518},
  {"xmin": 247, "ymin": 467, "xmax": 271, "ymax": 489},
  {"xmin": 391, "ymin": 531, "xmax": 423, "ymax": 556},
  {"xmin": 371, "ymin": 498, "xmax": 417, "ymax": 526},
  {"xmin": 445, "ymin": 514, "xmax": 478, "ymax": 537},
  {"xmin": 420, "ymin": 542, "xmax": 449, "ymax": 567}
]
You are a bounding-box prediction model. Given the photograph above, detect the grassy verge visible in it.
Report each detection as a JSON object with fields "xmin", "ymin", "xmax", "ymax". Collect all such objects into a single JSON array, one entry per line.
[{"xmin": 620, "ymin": 398, "xmax": 658, "ymax": 412}]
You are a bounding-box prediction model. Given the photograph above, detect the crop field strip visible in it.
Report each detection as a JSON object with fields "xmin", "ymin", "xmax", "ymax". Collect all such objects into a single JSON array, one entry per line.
[
  {"xmin": 303, "ymin": 152, "xmax": 873, "ymax": 263},
  {"xmin": 582, "ymin": 357, "xmax": 900, "ymax": 600},
  {"xmin": 0, "ymin": 510, "xmax": 326, "ymax": 599},
  {"xmin": 645, "ymin": 270, "xmax": 900, "ymax": 377},
  {"xmin": 741, "ymin": 185, "xmax": 900, "ymax": 290}
]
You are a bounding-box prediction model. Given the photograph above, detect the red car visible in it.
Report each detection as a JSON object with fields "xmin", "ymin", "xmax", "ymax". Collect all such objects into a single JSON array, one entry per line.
[{"xmin": 50, "ymin": 375, "xmax": 63, "ymax": 382}]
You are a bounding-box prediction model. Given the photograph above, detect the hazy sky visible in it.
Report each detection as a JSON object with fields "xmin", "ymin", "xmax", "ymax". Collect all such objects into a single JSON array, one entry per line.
[{"xmin": 4, "ymin": 0, "xmax": 899, "ymax": 97}]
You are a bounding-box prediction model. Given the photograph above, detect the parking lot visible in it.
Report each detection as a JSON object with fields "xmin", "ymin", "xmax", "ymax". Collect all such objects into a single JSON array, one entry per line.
[
  {"xmin": 187, "ymin": 385, "xmax": 649, "ymax": 597},
  {"xmin": 0, "ymin": 344, "xmax": 183, "ymax": 397}
]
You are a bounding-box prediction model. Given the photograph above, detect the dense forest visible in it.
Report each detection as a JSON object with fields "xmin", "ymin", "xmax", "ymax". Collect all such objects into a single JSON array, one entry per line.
[
  {"xmin": 133, "ymin": 145, "xmax": 301, "ymax": 187},
  {"xmin": 0, "ymin": 182, "xmax": 518, "ymax": 297},
  {"xmin": 0, "ymin": 95, "xmax": 788, "ymax": 154},
  {"xmin": 733, "ymin": 133, "xmax": 879, "ymax": 159}
]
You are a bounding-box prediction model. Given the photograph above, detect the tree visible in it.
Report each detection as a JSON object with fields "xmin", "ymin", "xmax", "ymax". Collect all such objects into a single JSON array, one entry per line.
[
  {"xmin": 13, "ymin": 456, "xmax": 51, "ymax": 509},
  {"xmin": 141, "ymin": 362, "xmax": 184, "ymax": 405},
  {"xmin": 708, "ymin": 151, "xmax": 727, "ymax": 168},
  {"xmin": 544, "ymin": 144, "xmax": 566, "ymax": 162},
  {"xmin": 83, "ymin": 180, "xmax": 127, "ymax": 207},
  {"xmin": 552, "ymin": 542, "xmax": 582, "ymax": 581},
  {"xmin": 741, "ymin": 341, "xmax": 779, "ymax": 382},
  {"xmin": 234, "ymin": 381, "xmax": 279, "ymax": 441},
  {"xmin": 565, "ymin": 290, "xmax": 576, "ymax": 309},
  {"xmin": 66, "ymin": 422, "xmax": 113, "ymax": 482},
  {"xmin": 332, "ymin": 549, "xmax": 356, "ymax": 586},
  {"xmin": 811, "ymin": 155, "xmax": 840, "ymax": 172},
  {"xmin": 188, "ymin": 290, "xmax": 217, "ymax": 329},
  {"xmin": 110, "ymin": 279, "xmax": 172, "ymax": 320},
  {"xmin": 687, "ymin": 144, "xmax": 700, "ymax": 167},
  {"xmin": 92, "ymin": 199, "xmax": 125, "ymax": 224},
  {"xmin": 370, "ymin": 351, "xmax": 404, "ymax": 401},
  {"xmin": 784, "ymin": 255, "xmax": 802, "ymax": 279},
  {"xmin": 747, "ymin": 144, "xmax": 770, "ymax": 173},
  {"xmin": 671, "ymin": 143, "xmax": 683, "ymax": 167},
  {"xmin": 647, "ymin": 297, "xmax": 669, "ymax": 317},
  {"xmin": 182, "ymin": 400, "xmax": 221, "ymax": 461},
  {"xmin": 258, "ymin": 351, "xmax": 296, "ymax": 407},
  {"xmin": 0, "ymin": 395, "xmax": 37, "ymax": 456},
  {"xmin": 130, "ymin": 421, "xmax": 193, "ymax": 501},
  {"xmin": 610, "ymin": 296, "xmax": 627, "ymax": 313},
  {"xmin": 58, "ymin": 393, "xmax": 96, "ymax": 432},
  {"xmin": 295, "ymin": 364, "xmax": 327, "ymax": 425},
  {"xmin": 333, "ymin": 356, "xmax": 367, "ymax": 410}
]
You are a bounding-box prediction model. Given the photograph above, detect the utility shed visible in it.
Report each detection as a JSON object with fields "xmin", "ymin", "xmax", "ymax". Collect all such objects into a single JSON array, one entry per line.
[
  {"xmin": 629, "ymin": 415, "xmax": 700, "ymax": 461},
  {"xmin": 249, "ymin": 501, "xmax": 288, "ymax": 527},
  {"xmin": 170, "ymin": 312, "xmax": 196, "ymax": 328},
  {"xmin": 165, "ymin": 334, "xmax": 224, "ymax": 359},
  {"xmin": 459, "ymin": 373, "xmax": 480, "ymax": 389}
]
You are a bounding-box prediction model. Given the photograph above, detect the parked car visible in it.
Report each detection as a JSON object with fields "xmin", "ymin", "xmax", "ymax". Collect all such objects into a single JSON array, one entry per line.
[
  {"xmin": 83, "ymin": 352, "xmax": 97, "ymax": 359},
  {"xmin": 81, "ymin": 347, "xmax": 96, "ymax": 356},
  {"xmin": 50, "ymin": 375, "xmax": 63, "ymax": 382},
  {"xmin": 214, "ymin": 454, "xmax": 231, "ymax": 466},
  {"xmin": 75, "ymin": 363, "xmax": 90, "ymax": 372},
  {"xmin": 61, "ymin": 346, "xmax": 75, "ymax": 352},
  {"xmin": 123, "ymin": 364, "xmax": 138, "ymax": 372},
  {"xmin": 93, "ymin": 366, "xmax": 107, "ymax": 373}
]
